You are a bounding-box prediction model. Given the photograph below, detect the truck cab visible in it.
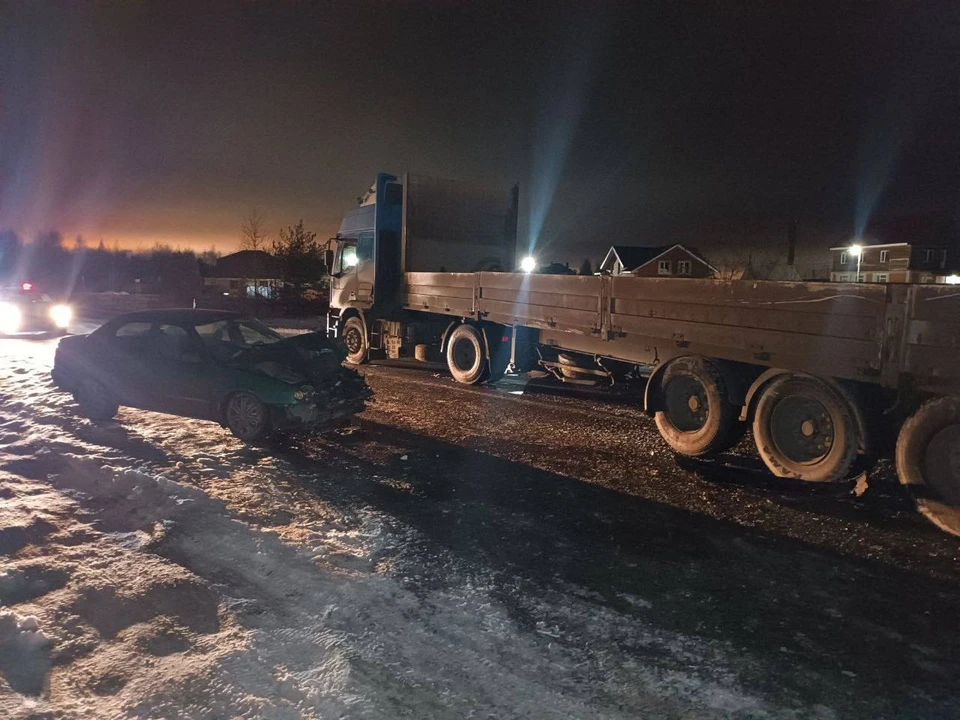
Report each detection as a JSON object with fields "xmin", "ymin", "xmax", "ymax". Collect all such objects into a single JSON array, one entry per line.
[
  {"xmin": 326, "ymin": 172, "xmax": 518, "ymax": 356},
  {"xmin": 327, "ymin": 172, "xmax": 403, "ymax": 327}
]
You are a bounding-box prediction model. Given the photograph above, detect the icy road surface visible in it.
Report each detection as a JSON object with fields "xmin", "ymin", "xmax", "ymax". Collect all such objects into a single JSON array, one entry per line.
[{"xmin": 1, "ymin": 331, "xmax": 960, "ymax": 719}]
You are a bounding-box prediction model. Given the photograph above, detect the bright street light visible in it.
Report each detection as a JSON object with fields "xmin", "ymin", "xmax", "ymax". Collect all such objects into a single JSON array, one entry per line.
[
  {"xmin": 849, "ymin": 243, "xmax": 863, "ymax": 282},
  {"xmin": 520, "ymin": 256, "xmax": 537, "ymax": 274},
  {"xmin": 946, "ymin": 274, "xmax": 960, "ymax": 285}
]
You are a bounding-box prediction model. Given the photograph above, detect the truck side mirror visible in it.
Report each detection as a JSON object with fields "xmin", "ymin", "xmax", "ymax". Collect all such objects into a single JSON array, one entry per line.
[{"xmin": 323, "ymin": 249, "xmax": 335, "ymax": 274}]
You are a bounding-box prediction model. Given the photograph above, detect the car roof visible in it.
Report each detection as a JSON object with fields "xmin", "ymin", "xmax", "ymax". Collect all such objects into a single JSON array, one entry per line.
[{"xmin": 104, "ymin": 309, "xmax": 247, "ymax": 326}]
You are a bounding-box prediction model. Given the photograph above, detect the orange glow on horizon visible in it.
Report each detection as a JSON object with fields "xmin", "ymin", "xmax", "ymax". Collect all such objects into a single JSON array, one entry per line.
[{"xmin": 60, "ymin": 226, "xmax": 338, "ymax": 253}]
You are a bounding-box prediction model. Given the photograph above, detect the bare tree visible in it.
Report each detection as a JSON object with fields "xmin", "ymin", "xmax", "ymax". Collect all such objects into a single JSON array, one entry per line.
[{"xmin": 240, "ymin": 209, "xmax": 269, "ymax": 251}]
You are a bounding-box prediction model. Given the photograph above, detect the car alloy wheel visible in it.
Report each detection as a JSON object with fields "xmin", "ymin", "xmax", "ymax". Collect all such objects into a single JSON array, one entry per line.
[{"xmin": 226, "ymin": 391, "xmax": 270, "ymax": 442}]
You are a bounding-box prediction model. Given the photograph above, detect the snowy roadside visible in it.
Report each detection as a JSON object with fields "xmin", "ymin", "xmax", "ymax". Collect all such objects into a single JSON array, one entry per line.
[{"xmin": 3, "ymin": 333, "xmax": 958, "ymax": 718}]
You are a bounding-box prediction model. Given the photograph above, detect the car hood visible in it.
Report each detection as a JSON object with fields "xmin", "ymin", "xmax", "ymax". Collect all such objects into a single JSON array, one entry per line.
[{"xmin": 231, "ymin": 332, "xmax": 348, "ymax": 385}]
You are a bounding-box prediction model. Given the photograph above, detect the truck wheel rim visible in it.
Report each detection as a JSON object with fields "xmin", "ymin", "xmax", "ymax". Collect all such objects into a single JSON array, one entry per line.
[
  {"xmin": 344, "ymin": 327, "xmax": 363, "ymax": 355},
  {"xmin": 229, "ymin": 395, "xmax": 262, "ymax": 436},
  {"xmin": 664, "ymin": 376, "xmax": 708, "ymax": 432},
  {"xmin": 770, "ymin": 396, "xmax": 834, "ymax": 464},
  {"xmin": 452, "ymin": 338, "xmax": 478, "ymax": 372},
  {"xmin": 924, "ymin": 424, "xmax": 960, "ymax": 505}
]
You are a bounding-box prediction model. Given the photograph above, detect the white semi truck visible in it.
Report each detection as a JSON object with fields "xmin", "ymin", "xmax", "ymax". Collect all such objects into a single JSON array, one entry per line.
[{"xmin": 325, "ymin": 172, "xmax": 960, "ymax": 534}]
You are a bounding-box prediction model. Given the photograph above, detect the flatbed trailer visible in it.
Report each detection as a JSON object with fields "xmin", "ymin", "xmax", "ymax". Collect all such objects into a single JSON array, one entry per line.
[
  {"xmin": 404, "ymin": 272, "xmax": 959, "ymax": 394},
  {"xmin": 326, "ymin": 173, "xmax": 960, "ymax": 534}
]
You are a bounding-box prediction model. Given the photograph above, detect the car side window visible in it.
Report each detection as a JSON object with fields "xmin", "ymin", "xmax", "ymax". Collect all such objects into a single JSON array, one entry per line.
[
  {"xmin": 195, "ymin": 320, "xmax": 234, "ymax": 361},
  {"xmin": 111, "ymin": 321, "xmax": 154, "ymax": 353},
  {"xmin": 114, "ymin": 322, "xmax": 152, "ymax": 338},
  {"xmin": 154, "ymin": 324, "xmax": 201, "ymax": 363}
]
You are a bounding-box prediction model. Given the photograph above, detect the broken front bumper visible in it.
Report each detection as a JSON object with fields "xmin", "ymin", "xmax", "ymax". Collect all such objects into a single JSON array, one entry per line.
[{"xmin": 273, "ymin": 395, "xmax": 369, "ymax": 431}]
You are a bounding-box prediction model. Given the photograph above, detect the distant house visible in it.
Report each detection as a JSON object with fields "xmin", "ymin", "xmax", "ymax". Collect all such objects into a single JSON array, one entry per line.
[
  {"xmin": 829, "ymin": 215, "xmax": 960, "ymax": 284},
  {"xmin": 204, "ymin": 250, "xmax": 285, "ymax": 298},
  {"xmin": 599, "ymin": 245, "xmax": 717, "ymax": 278},
  {"xmin": 828, "ymin": 242, "xmax": 960, "ymax": 284}
]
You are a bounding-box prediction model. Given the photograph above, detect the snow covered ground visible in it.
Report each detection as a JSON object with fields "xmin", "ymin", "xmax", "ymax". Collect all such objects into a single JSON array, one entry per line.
[{"xmin": 1, "ymin": 328, "xmax": 959, "ymax": 718}]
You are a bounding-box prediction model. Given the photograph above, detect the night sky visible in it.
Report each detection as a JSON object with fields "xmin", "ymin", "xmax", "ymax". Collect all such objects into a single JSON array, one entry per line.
[{"xmin": 2, "ymin": 1, "xmax": 958, "ymax": 274}]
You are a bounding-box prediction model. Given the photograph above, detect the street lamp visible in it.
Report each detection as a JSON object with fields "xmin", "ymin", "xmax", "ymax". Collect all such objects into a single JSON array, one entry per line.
[
  {"xmin": 520, "ymin": 256, "xmax": 537, "ymax": 274},
  {"xmin": 849, "ymin": 243, "xmax": 863, "ymax": 282}
]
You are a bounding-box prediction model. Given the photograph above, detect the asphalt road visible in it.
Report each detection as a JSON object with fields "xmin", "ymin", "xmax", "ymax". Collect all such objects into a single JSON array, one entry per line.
[{"xmin": 2, "ymin": 333, "xmax": 960, "ymax": 718}]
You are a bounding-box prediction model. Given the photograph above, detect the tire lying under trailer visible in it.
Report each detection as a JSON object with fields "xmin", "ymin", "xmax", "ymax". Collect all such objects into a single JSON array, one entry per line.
[{"xmin": 438, "ymin": 322, "xmax": 960, "ymax": 537}]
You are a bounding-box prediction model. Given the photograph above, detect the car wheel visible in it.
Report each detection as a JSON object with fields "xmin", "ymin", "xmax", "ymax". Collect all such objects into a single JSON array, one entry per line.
[
  {"xmin": 225, "ymin": 391, "xmax": 271, "ymax": 442},
  {"xmin": 74, "ymin": 378, "xmax": 119, "ymax": 421}
]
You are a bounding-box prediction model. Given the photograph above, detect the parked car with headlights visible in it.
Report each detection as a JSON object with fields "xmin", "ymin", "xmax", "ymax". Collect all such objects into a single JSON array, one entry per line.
[
  {"xmin": 52, "ymin": 309, "xmax": 370, "ymax": 441},
  {"xmin": 0, "ymin": 282, "xmax": 73, "ymax": 335}
]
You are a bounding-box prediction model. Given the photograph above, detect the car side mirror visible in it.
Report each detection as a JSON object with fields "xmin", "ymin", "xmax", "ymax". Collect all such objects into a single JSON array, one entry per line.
[{"xmin": 323, "ymin": 249, "xmax": 335, "ymax": 274}]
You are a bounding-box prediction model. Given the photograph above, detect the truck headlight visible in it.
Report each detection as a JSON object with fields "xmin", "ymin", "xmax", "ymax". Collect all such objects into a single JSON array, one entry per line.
[
  {"xmin": 0, "ymin": 303, "xmax": 21, "ymax": 334},
  {"xmin": 50, "ymin": 304, "xmax": 72, "ymax": 329},
  {"xmin": 293, "ymin": 385, "xmax": 315, "ymax": 401}
]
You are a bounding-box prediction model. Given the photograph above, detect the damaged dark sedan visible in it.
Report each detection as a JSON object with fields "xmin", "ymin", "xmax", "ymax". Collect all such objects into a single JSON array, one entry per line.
[{"xmin": 52, "ymin": 309, "xmax": 370, "ymax": 441}]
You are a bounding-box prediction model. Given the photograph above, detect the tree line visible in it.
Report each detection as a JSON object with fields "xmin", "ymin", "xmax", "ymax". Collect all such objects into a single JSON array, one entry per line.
[
  {"xmin": 0, "ymin": 229, "xmax": 218, "ymax": 296},
  {"xmin": 0, "ymin": 211, "xmax": 326, "ymax": 299}
]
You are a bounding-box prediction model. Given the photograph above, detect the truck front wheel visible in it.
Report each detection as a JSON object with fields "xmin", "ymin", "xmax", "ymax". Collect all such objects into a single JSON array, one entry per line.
[
  {"xmin": 447, "ymin": 324, "xmax": 488, "ymax": 385},
  {"xmin": 753, "ymin": 375, "xmax": 859, "ymax": 482},
  {"xmin": 342, "ymin": 316, "xmax": 368, "ymax": 365},
  {"xmin": 896, "ymin": 396, "xmax": 960, "ymax": 537},
  {"xmin": 653, "ymin": 357, "xmax": 743, "ymax": 456}
]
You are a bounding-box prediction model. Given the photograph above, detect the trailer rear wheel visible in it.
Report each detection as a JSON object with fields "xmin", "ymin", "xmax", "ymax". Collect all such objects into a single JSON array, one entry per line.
[
  {"xmin": 447, "ymin": 324, "xmax": 487, "ymax": 385},
  {"xmin": 653, "ymin": 357, "xmax": 742, "ymax": 456},
  {"xmin": 896, "ymin": 396, "xmax": 960, "ymax": 537},
  {"xmin": 753, "ymin": 375, "xmax": 858, "ymax": 482},
  {"xmin": 342, "ymin": 316, "xmax": 368, "ymax": 365}
]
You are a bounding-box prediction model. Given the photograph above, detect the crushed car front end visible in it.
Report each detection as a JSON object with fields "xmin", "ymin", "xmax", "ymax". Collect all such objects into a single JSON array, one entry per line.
[
  {"xmin": 232, "ymin": 331, "xmax": 372, "ymax": 432},
  {"xmin": 271, "ymin": 365, "xmax": 372, "ymax": 431}
]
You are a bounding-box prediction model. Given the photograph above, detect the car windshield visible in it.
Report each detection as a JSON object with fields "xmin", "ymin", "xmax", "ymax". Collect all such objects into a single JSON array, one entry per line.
[{"xmin": 194, "ymin": 318, "xmax": 283, "ymax": 361}]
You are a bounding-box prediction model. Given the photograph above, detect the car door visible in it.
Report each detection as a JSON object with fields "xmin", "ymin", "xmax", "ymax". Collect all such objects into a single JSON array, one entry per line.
[
  {"xmin": 140, "ymin": 323, "xmax": 220, "ymax": 419},
  {"xmin": 97, "ymin": 320, "xmax": 157, "ymax": 408}
]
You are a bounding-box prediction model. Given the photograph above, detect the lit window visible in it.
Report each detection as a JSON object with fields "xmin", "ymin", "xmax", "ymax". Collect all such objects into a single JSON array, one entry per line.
[
  {"xmin": 658, "ymin": 260, "xmax": 672, "ymax": 275},
  {"xmin": 879, "ymin": 250, "xmax": 889, "ymax": 263},
  {"xmin": 677, "ymin": 260, "xmax": 692, "ymax": 275},
  {"xmin": 874, "ymin": 273, "xmax": 888, "ymax": 283}
]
